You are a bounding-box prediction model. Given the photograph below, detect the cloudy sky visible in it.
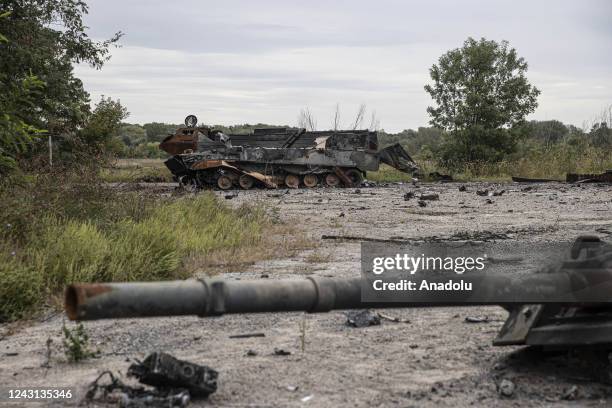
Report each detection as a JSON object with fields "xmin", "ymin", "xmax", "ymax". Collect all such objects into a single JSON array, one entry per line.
[{"xmin": 75, "ymin": 0, "xmax": 611, "ymax": 132}]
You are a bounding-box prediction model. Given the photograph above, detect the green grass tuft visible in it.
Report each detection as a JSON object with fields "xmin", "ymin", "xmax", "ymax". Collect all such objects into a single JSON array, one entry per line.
[{"xmin": 0, "ymin": 173, "xmax": 269, "ymax": 321}]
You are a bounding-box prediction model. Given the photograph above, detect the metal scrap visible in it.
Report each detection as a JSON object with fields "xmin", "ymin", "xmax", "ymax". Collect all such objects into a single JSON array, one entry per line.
[
  {"xmin": 128, "ymin": 352, "xmax": 218, "ymax": 398},
  {"xmin": 85, "ymin": 371, "xmax": 191, "ymax": 408},
  {"xmin": 567, "ymin": 170, "xmax": 612, "ymax": 183},
  {"xmin": 345, "ymin": 310, "xmax": 381, "ymax": 327},
  {"xmin": 229, "ymin": 332, "xmax": 265, "ymax": 339},
  {"xmin": 377, "ymin": 312, "xmax": 410, "ymax": 323},
  {"xmin": 419, "ymin": 192, "xmax": 439, "ymax": 201},
  {"xmin": 497, "ymin": 379, "xmax": 515, "ymax": 398}
]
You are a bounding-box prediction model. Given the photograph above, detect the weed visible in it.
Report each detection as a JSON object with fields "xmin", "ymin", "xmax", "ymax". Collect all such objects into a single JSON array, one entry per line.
[
  {"xmin": 305, "ymin": 251, "xmax": 332, "ymax": 263},
  {"xmin": 299, "ymin": 319, "xmax": 308, "ymax": 353},
  {"xmin": 62, "ymin": 321, "xmax": 97, "ymax": 362}
]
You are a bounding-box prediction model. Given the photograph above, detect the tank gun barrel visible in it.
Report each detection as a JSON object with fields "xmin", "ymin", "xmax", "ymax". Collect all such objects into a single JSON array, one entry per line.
[{"xmin": 65, "ymin": 270, "xmax": 606, "ymax": 321}]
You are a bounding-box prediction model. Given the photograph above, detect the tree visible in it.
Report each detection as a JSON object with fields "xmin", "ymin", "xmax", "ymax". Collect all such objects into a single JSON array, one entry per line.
[
  {"xmin": 0, "ymin": 11, "xmax": 45, "ymax": 174},
  {"xmin": 142, "ymin": 122, "xmax": 180, "ymax": 143},
  {"xmin": 78, "ymin": 97, "xmax": 129, "ymax": 155},
  {"xmin": 521, "ymin": 120, "xmax": 569, "ymax": 145},
  {"xmin": 424, "ymin": 37, "xmax": 540, "ymax": 167},
  {"xmin": 0, "ymin": 0, "xmax": 121, "ymax": 137}
]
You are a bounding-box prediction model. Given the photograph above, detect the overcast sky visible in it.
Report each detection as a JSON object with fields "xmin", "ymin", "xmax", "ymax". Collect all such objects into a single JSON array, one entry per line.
[{"xmin": 75, "ymin": 0, "xmax": 611, "ymax": 132}]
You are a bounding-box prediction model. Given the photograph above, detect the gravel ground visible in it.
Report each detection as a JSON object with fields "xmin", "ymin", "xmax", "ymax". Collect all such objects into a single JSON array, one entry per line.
[{"xmin": 1, "ymin": 181, "xmax": 611, "ymax": 407}]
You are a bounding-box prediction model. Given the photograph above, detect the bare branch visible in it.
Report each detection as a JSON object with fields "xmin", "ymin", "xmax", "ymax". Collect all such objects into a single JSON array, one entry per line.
[
  {"xmin": 351, "ymin": 104, "xmax": 366, "ymax": 130},
  {"xmin": 333, "ymin": 103, "xmax": 340, "ymax": 131},
  {"xmin": 368, "ymin": 110, "xmax": 380, "ymax": 131},
  {"xmin": 297, "ymin": 108, "xmax": 317, "ymax": 131}
]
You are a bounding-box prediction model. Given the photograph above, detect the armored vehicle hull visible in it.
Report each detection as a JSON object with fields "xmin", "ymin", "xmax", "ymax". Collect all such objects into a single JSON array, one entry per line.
[{"xmin": 160, "ymin": 115, "xmax": 417, "ymax": 189}]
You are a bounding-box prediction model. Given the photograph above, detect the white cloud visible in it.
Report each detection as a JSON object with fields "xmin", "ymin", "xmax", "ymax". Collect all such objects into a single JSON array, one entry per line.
[{"xmin": 76, "ymin": 0, "xmax": 612, "ymax": 131}]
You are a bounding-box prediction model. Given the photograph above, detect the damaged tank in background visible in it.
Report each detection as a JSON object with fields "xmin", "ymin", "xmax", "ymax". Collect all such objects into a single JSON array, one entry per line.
[{"xmin": 159, "ymin": 115, "xmax": 418, "ymax": 189}]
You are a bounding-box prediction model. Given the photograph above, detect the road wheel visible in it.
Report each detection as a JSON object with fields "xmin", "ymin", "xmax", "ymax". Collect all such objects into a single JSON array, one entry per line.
[
  {"xmin": 285, "ymin": 174, "xmax": 300, "ymax": 189},
  {"xmin": 344, "ymin": 169, "xmax": 364, "ymax": 186},
  {"xmin": 239, "ymin": 174, "xmax": 255, "ymax": 189},
  {"xmin": 217, "ymin": 175, "xmax": 233, "ymax": 190},
  {"xmin": 303, "ymin": 174, "xmax": 318, "ymax": 188},
  {"xmin": 325, "ymin": 173, "xmax": 340, "ymax": 187}
]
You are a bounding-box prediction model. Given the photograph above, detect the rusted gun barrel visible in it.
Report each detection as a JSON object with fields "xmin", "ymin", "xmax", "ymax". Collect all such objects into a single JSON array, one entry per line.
[{"xmin": 66, "ymin": 269, "xmax": 608, "ymax": 321}]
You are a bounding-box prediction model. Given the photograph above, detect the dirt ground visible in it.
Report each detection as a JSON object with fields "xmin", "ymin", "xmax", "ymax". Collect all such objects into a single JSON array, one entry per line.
[{"xmin": 1, "ymin": 181, "xmax": 612, "ymax": 407}]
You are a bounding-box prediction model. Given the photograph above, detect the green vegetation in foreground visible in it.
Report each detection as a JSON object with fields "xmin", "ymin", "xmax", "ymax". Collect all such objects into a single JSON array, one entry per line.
[{"xmin": 0, "ymin": 171, "xmax": 267, "ymax": 321}]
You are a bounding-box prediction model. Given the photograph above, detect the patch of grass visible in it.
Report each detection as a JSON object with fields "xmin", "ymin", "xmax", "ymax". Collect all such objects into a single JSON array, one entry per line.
[
  {"xmin": 304, "ymin": 251, "xmax": 332, "ymax": 263},
  {"xmin": 100, "ymin": 161, "xmax": 172, "ymax": 183},
  {"xmin": 367, "ymin": 164, "xmax": 415, "ymax": 183},
  {"xmin": 0, "ymin": 171, "xmax": 272, "ymax": 321}
]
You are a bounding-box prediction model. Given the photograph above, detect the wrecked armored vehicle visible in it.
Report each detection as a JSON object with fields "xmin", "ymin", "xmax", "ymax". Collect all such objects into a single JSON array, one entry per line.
[{"xmin": 159, "ymin": 115, "xmax": 417, "ymax": 189}]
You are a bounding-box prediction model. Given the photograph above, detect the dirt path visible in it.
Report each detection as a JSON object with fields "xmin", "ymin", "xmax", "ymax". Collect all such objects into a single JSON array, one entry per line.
[{"xmin": 1, "ymin": 182, "xmax": 611, "ymax": 407}]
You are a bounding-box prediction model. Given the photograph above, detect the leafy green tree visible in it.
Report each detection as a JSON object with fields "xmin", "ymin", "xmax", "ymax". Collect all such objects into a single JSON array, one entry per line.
[
  {"xmin": 119, "ymin": 124, "xmax": 146, "ymax": 146},
  {"xmin": 424, "ymin": 37, "xmax": 540, "ymax": 168},
  {"xmin": 0, "ymin": 10, "xmax": 45, "ymax": 174},
  {"xmin": 78, "ymin": 97, "xmax": 129, "ymax": 155},
  {"xmin": 142, "ymin": 122, "xmax": 180, "ymax": 143},
  {"xmin": 520, "ymin": 120, "xmax": 569, "ymax": 145},
  {"xmin": 0, "ymin": 0, "xmax": 121, "ymax": 140}
]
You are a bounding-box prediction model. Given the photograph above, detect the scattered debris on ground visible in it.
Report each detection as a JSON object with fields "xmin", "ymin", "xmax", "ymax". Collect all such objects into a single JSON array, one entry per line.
[
  {"xmin": 497, "ymin": 378, "xmax": 516, "ymax": 398},
  {"xmin": 345, "ymin": 310, "xmax": 381, "ymax": 327},
  {"xmin": 418, "ymin": 200, "xmax": 427, "ymax": 207},
  {"xmin": 562, "ymin": 385, "xmax": 578, "ymax": 401},
  {"xmin": 85, "ymin": 371, "xmax": 192, "ymax": 407},
  {"xmin": 428, "ymin": 172, "xmax": 453, "ymax": 182},
  {"xmin": 567, "ymin": 170, "xmax": 612, "ymax": 183},
  {"xmin": 128, "ymin": 352, "xmax": 218, "ymax": 399},
  {"xmin": 512, "ymin": 176, "xmax": 559, "ymax": 183},
  {"xmin": 465, "ymin": 316, "xmax": 489, "ymax": 323},
  {"xmin": 419, "ymin": 192, "xmax": 440, "ymax": 201},
  {"xmin": 229, "ymin": 332, "xmax": 265, "ymax": 339},
  {"xmin": 377, "ymin": 312, "xmax": 410, "ymax": 323}
]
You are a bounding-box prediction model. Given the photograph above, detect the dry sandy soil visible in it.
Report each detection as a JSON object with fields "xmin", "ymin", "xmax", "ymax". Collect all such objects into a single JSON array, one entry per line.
[{"xmin": 1, "ymin": 181, "xmax": 611, "ymax": 407}]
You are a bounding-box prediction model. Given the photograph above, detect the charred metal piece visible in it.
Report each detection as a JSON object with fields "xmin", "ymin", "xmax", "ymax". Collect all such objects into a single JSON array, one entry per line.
[
  {"xmin": 85, "ymin": 370, "xmax": 191, "ymax": 407},
  {"xmin": 66, "ymin": 237, "xmax": 612, "ymax": 348},
  {"xmin": 128, "ymin": 352, "xmax": 218, "ymax": 398},
  {"xmin": 567, "ymin": 170, "xmax": 612, "ymax": 183},
  {"xmin": 159, "ymin": 114, "xmax": 418, "ymax": 189}
]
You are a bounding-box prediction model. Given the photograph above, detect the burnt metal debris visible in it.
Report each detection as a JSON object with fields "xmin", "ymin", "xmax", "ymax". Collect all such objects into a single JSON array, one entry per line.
[
  {"xmin": 512, "ymin": 170, "xmax": 612, "ymax": 183},
  {"xmin": 85, "ymin": 370, "xmax": 192, "ymax": 407},
  {"xmin": 66, "ymin": 236, "xmax": 612, "ymax": 350},
  {"xmin": 128, "ymin": 352, "xmax": 218, "ymax": 398},
  {"xmin": 566, "ymin": 170, "xmax": 612, "ymax": 183},
  {"xmin": 345, "ymin": 309, "xmax": 381, "ymax": 327},
  {"xmin": 159, "ymin": 115, "xmax": 418, "ymax": 189}
]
